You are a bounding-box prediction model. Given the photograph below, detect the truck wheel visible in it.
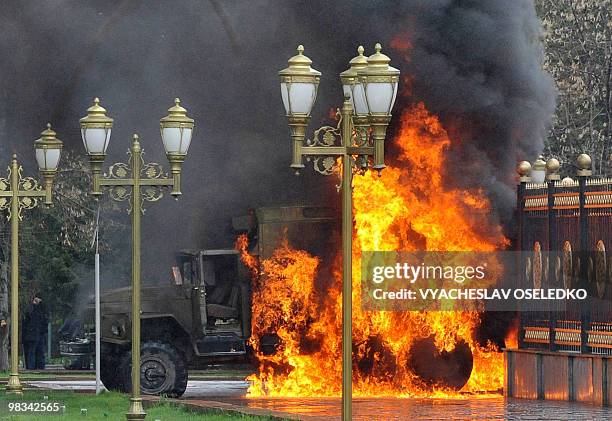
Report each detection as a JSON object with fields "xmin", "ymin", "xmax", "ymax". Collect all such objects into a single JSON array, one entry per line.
[
  {"xmin": 407, "ymin": 336, "xmax": 473, "ymax": 390},
  {"xmin": 119, "ymin": 341, "xmax": 188, "ymax": 398}
]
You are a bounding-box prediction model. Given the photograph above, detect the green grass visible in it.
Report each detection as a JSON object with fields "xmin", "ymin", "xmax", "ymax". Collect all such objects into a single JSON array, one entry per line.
[{"xmin": 0, "ymin": 390, "xmax": 281, "ymax": 420}]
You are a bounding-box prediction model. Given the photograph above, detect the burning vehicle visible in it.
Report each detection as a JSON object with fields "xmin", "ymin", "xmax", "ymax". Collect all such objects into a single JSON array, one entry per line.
[
  {"xmin": 60, "ymin": 103, "xmax": 514, "ymax": 399},
  {"xmin": 59, "ymin": 206, "xmax": 339, "ymax": 397},
  {"xmin": 243, "ymin": 103, "xmax": 511, "ymax": 398}
]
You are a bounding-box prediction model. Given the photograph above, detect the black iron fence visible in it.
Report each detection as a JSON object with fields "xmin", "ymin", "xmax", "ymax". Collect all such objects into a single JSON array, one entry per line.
[{"xmin": 517, "ymin": 157, "xmax": 612, "ymax": 355}]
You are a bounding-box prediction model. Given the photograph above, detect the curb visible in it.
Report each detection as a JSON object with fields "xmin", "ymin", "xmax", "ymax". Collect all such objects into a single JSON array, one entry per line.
[{"xmin": 142, "ymin": 396, "xmax": 306, "ymax": 420}]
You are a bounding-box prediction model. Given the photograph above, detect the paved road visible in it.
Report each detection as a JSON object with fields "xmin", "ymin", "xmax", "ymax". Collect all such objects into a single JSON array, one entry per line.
[
  {"xmin": 26, "ymin": 380, "xmax": 612, "ymax": 420},
  {"xmin": 25, "ymin": 380, "xmax": 250, "ymax": 398},
  {"xmin": 212, "ymin": 396, "xmax": 612, "ymax": 420}
]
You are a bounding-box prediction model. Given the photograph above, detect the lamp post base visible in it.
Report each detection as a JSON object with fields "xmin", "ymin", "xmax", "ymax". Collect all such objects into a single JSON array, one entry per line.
[
  {"xmin": 6, "ymin": 374, "xmax": 23, "ymax": 394},
  {"xmin": 125, "ymin": 398, "xmax": 146, "ymax": 420}
]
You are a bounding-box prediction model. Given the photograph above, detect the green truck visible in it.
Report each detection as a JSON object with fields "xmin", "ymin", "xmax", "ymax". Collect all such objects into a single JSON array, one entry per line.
[{"xmin": 59, "ymin": 206, "xmax": 338, "ymax": 397}]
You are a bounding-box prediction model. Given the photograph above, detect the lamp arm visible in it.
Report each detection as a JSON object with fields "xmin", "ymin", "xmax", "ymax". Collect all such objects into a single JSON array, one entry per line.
[
  {"xmin": 287, "ymin": 97, "xmax": 381, "ymax": 177},
  {"xmin": 166, "ymin": 154, "xmax": 185, "ymax": 198},
  {"xmin": 41, "ymin": 173, "xmax": 54, "ymax": 206},
  {"xmin": 288, "ymin": 116, "xmax": 309, "ymax": 172},
  {"xmin": 369, "ymin": 115, "xmax": 392, "ymax": 174},
  {"xmin": 169, "ymin": 161, "xmax": 182, "ymax": 198},
  {"xmin": 93, "ymin": 159, "xmax": 182, "ymax": 203},
  {"xmin": 88, "ymin": 155, "xmax": 106, "ymax": 197}
]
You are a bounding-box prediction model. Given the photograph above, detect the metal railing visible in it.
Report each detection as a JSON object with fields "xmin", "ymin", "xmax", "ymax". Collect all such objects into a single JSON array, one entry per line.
[{"xmin": 517, "ymin": 157, "xmax": 612, "ymax": 354}]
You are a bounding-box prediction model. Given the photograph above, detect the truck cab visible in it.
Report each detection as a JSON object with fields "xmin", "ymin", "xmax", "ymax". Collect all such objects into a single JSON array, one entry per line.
[{"xmin": 173, "ymin": 248, "xmax": 252, "ymax": 356}]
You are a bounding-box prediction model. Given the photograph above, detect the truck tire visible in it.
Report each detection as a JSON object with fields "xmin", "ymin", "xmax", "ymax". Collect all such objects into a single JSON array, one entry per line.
[
  {"xmin": 407, "ymin": 336, "xmax": 473, "ymax": 390},
  {"xmin": 118, "ymin": 341, "xmax": 188, "ymax": 398}
]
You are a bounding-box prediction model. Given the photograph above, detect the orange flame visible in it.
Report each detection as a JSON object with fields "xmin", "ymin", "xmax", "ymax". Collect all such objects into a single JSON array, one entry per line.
[
  {"xmin": 242, "ymin": 102, "xmax": 507, "ymax": 398},
  {"xmin": 504, "ymin": 317, "xmax": 519, "ymax": 349}
]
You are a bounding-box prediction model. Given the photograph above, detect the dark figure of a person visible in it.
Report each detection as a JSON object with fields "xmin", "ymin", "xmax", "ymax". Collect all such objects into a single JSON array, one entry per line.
[{"xmin": 22, "ymin": 295, "xmax": 48, "ymax": 370}]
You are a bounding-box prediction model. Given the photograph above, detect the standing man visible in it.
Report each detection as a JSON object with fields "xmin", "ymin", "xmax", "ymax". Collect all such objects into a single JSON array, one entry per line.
[{"xmin": 22, "ymin": 293, "xmax": 48, "ymax": 370}]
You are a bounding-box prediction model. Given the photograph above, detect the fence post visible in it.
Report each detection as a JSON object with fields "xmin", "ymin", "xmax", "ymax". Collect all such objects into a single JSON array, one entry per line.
[
  {"xmin": 516, "ymin": 161, "xmax": 531, "ymax": 350},
  {"xmin": 576, "ymin": 154, "xmax": 592, "ymax": 354},
  {"xmin": 546, "ymin": 159, "xmax": 560, "ymax": 351}
]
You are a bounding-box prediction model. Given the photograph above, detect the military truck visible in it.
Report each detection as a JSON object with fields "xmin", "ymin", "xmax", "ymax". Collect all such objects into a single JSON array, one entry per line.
[{"xmin": 59, "ymin": 206, "xmax": 338, "ymax": 397}]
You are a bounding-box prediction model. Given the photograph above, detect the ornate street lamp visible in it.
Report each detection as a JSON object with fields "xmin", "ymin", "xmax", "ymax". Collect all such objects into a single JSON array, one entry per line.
[
  {"xmin": 79, "ymin": 98, "xmax": 113, "ymax": 196},
  {"xmin": 159, "ymin": 98, "xmax": 194, "ymax": 197},
  {"xmin": 279, "ymin": 43, "xmax": 399, "ymax": 421},
  {"xmin": 357, "ymin": 43, "xmax": 399, "ymax": 171},
  {"xmin": 80, "ymin": 98, "xmax": 194, "ymax": 420},
  {"xmin": 531, "ymin": 155, "xmax": 546, "ymax": 184},
  {"xmin": 340, "ymin": 46, "xmax": 369, "ymax": 120},
  {"xmin": 340, "ymin": 46, "xmax": 370, "ymax": 169},
  {"xmin": 1, "ymin": 124, "xmax": 63, "ymax": 394},
  {"xmin": 279, "ymin": 44, "xmax": 321, "ymax": 172}
]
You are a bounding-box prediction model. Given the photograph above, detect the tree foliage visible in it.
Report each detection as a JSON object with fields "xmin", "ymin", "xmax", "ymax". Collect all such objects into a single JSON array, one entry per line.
[
  {"xmin": 537, "ymin": 0, "xmax": 612, "ymax": 175},
  {"xmin": 0, "ymin": 152, "xmax": 127, "ymax": 369}
]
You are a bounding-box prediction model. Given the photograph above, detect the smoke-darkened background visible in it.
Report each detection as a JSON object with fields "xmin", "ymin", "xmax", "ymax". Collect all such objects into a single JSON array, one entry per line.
[{"xmin": 0, "ymin": 0, "xmax": 556, "ymax": 288}]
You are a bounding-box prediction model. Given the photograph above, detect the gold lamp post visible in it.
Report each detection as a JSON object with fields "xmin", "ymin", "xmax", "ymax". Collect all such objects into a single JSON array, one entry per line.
[
  {"xmin": 279, "ymin": 44, "xmax": 399, "ymax": 421},
  {"xmin": 80, "ymin": 98, "xmax": 194, "ymax": 420},
  {"xmin": 1, "ymin": 124, "xmax": 63, "ymax": 394}
]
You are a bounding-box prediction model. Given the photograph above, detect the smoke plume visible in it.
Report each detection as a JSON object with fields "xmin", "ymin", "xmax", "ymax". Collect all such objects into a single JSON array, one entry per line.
[{"xmin": 0, "ymin": 0, "xmax": 556, "ymax": 285}]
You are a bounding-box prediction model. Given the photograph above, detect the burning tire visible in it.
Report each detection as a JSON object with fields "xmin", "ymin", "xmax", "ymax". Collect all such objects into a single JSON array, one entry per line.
[
  {"xmin": 118, "ymin": 341, "xmax": 188, "ymax": 397},
  {"xmin": 407, "ymin": 336, "xmax": 473, "ymax": 390}
]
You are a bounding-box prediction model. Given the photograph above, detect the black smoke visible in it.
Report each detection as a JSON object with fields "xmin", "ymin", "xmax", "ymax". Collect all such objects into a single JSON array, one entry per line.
[{"xmin": 0, "ymin": 0, "xmax": 556, "ymax": 285}]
